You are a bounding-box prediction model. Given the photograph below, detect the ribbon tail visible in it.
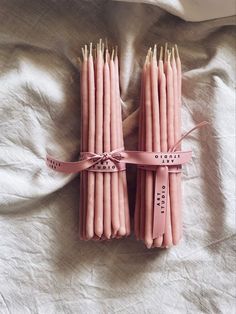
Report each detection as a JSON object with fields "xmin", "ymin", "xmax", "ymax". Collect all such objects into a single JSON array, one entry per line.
[
  {"xmin": 153, "ymin": 166, "xmax": 169, "ymax": 239},
  {"xmin": 46, "ymin": 155, "xmax": 98, "ymax": 173}
]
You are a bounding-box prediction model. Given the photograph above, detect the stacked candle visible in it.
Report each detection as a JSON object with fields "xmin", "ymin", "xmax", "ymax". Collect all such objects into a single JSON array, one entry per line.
[
  {"xmin": 80, "ymin": 40, "xmax": 130, "ymax": 240},
  {"xmin": 135, "ymin": 44, "xmax": 182, "ymax": 248}
]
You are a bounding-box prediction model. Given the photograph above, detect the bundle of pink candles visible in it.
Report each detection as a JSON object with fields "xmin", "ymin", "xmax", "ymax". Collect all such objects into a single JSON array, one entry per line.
[
  {"xmin": 135, "ymin": 44, "xmax": 182, "ymax": 249},
  {"xmin": 79, "ymin": 40, "xmax": 130, "ymax": 240},
  {"xmin": 46, "ymin": 40, "xmax": 207, "ymax": 248}
]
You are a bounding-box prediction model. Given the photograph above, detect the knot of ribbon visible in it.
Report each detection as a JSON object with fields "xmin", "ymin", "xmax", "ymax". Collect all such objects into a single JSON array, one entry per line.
[{"xmin": 46, "ymin": 147, "xmax": 126, "ymax": 173}]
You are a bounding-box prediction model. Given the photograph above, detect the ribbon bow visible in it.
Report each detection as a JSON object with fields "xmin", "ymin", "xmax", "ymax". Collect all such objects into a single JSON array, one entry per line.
[{"xmin": 46, "ymin": 148, "xmax": 126, "ymax": 173}]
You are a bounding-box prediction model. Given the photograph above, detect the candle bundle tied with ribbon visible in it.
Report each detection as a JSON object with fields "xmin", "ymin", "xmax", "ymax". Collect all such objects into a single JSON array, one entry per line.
[
  {"xmin": 46, "ymin": 41, "xmax": 207, "ymax": 247},
  {"xmin": 134, "ymin": 44, "xmax": 207, "ymax": 249},
  {"xmin": 48, "ymin": 40, "xmax": 130, "ymax": 240}
]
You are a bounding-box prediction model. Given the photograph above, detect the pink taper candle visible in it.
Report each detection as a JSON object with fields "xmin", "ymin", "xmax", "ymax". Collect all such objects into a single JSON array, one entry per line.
[
  {"xmin": 140, "ymin": 66, "xmax": 146, "ymax": 241},
  {"xmin": 159, "ymin": 47, "xmax": 173, "ymax": 248},
  {"xmin": 171, "ymin": 47, "xmax": 182, "ymax": 243},
  {"xmin": 95, "ymin": 41, "xmax": 104, "ymax": 237},
  {"xmin": 80, "ymin": 45, "xmax": 89, "ymax": 240},
  {"xmin": 166, "ymin": 51, "xmax": 180, "ymax": 245},
  {"xmin": 150, "ymin": 46, "xmax": 163, "ymax": 248},
  {"xmin": 175, "ymin": 45, "xmax": 182, "ymax": 239},
  {"xmin": 110, "ymin": 53, "xmax": 120, "ymax": 235},
  {"xmin": 103, "ymin": 49, "xmax": 112, "ymax": 239},
  {"xmin": 86, "ymin": 43, "xmax": 95, "ymax": 239},
  {"xmin": 144, "ymin": 56, "xmax": 154, "ymax": 249}
]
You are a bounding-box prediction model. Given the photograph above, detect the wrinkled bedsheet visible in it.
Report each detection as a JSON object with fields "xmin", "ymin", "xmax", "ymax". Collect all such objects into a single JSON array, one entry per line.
[{"xmin": 0, "ymin": 1, "xmax": 235, "ymax": 313}]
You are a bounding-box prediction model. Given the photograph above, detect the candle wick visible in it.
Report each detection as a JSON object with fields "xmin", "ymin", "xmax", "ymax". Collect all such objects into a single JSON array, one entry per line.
[
  {"xmin": 159, "ymin": 46, "xmax": 163, "ymax": 61},
  {"xmin": 164, "ymin": 42, "xmax": 168, "ymax": 62}
]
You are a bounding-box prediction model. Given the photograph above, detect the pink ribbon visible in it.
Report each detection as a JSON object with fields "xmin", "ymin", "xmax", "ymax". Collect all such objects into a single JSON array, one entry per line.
[
  {"xmin": 46, "ymin": 121, "xmax": 208, "ymax": 237},
  {"xmin": 46, "ymin": 150, "xmax": 192, "ymax": 172},
  {"xmin": 46, "ymin": 148, "xmax": 126, "ymax": 173}
]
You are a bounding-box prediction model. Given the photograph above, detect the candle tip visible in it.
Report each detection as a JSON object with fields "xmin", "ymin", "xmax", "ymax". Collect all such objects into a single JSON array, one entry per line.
[
  {"xmin": 175, "ymin": 44, "xmax": 180, "ymax": 59},
  {"xmin": 145, "ymin": 239, "xmax": 153, "ymax": 249},
  {"xmin": 167, "ymin": 50, "xmax": 171, "ymax": 63},
  {"xmin": 159, "ymin": 46, "xmax": 163, "ymax": 61},
  {"xmin": 147, "ymin": 47, "xmax": 152, "ymax": 62},
  {"xmin": 115, "ymin": 45, "xmax": 118, "ymax": 58},
  {"xmin": 164, "ymin": 42, "xmax": 168, "ymax": 62},
  {"xmin": 153, "ymin": 44, "xmax": 157, "ymax": 59},
  {"xmin": 111, "ymin": 48, "xmax": 114, "ymax": 60},
  {"xmin": 171, "ymin": 47, "xmax": 175, "ymax": 61},
  {"xmin": 89, "ymin": 42, "xmax": 92, "ymax": 56}
]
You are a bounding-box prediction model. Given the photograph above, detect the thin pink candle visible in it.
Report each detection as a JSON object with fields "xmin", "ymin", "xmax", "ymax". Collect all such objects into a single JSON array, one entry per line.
[
  {"xmin": 175, "ymin": 45, "xmax": 183, "ymax": 240},
  {"xmin": 171, "ymin": 47, "xmax": 182, "ymax": 244},
  {"xmin": 140, "ymin": 66, "xmax": 146, "ymax": 241},
  {"xmin": 150, "ymin": 46, "xmax": 163, "ymax": 248},
  {"xmin": 110, "ymin": 52, "xmax": 120, "ymax": 235},
  {"xmin": 159, "ymin": 47, "xmax": 173, "ymax": 248},
  {"xmin": 166, "ymin": 51, "xmax": 180, "ymax": 245},
  {"xmin": 80, "ymin": 45, "xmax": 89, "ymax": 240},
  {"xmin": 86, "ymin": 43, "xmax": 95, "ymax": 239},
  {"xmin": 103, "ymin": 49, "xmax": 112, "ymax": 239},
  {"xmin": 144, "ymin": 54, "xmax": 154, "ymax": 249},
  {"xmin": 95, "ymin": 41, "xmax": 104, "ymax": 237}
]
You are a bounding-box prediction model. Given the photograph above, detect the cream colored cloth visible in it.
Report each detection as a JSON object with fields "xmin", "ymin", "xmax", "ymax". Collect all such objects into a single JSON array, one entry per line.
[{"xmin": 0, "ymin": 1, "xmax": 235, "ymax": 313}]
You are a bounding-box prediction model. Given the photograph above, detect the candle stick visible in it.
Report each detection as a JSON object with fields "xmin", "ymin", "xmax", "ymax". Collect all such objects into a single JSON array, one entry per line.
[
  {"xmin": 103, "ymin": 49, "xmax": 112, "ymax": 239},
  {"xmin": 150, "ymin": 45, "xmax": 164, "ymax": 248},
  {"xmin": 140, "ymin": 64, "xmax": 147, "ymax": 241},
  {"xmin": 86, "ymin": 43, "xmax": 95, "ymax": 239},
  {"xmin": 166, "ymin": 50, "xmax": 180, "ymax": 245},
  {"xmin": 110, "ymin": 51, "xmax": 120, "ymax": 235},
  {"xmin": 159, "ymin": 46, "xmax": 173, "ymax": 248},
  {"xmin": 79, "ymin": 48, "xmax": 84, "ymax": 240},
  {"xmin": 175, "ymin": 45, "xmax": 183, "ymax": 240},
  {"xmin": 80, "ymin": 45, "xmax": 89, "ymax": 240},
  {"xmin": 171, "ymin": 47, "xmax": 182, "ymax": 244},
  {"xmin": 94, "ymin": 40, "xmax": 104, "ymax": 237},
  {"xmin": 144, "ymin": 51, "xmax": 154, "ymax": 249}
]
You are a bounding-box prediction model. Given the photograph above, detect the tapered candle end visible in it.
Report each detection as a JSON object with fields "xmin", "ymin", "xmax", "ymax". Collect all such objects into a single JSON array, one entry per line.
[
  {"xmin": 175, "ymin": 44, "xmax": 180, "ymax": 59},
  {"xmin": 117, "ymin": 227, "xmax": 126, "ymax": 237},
  {"xmin": 89, "ymin": 42, "xmax": 93, "ymax": 56},
  {"xmin": 145, "ymin": 238, "xmax": 153, "ymax": 249},
  {"xmin": 172, "ymin": 235, "xmax": 182, "ymax": 246},
  {"xmin": 153, "ymin": 236, "xmax": 163, "ymax": 248},
  {"xmin": 111, "ymin": 48, "xmax": 114, "ymax": 60},
  {"xmin": 164, "ymin": 42, "xmax": 168, "ymax": 62},
  {"xmin": 171, "ymin": 47, "xmax": 175, "ymax": 61},
  {"xmin": 163, "ymin": 238, "xmax": 173, "ymax": 248},
  {"xmin": 86, "ymin": 230, "xmax": 94, "ymax": 240},
  {"xmin": 104, "ymin": 232, "xmax": 111, "ymax": 240},
  {"xmin": 153, "ymin": 44, "xmax": 157, "ymax": 60},
  {"xmin": 95, "ymin": 225, "xmax": 103, "ymax": 238}
]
